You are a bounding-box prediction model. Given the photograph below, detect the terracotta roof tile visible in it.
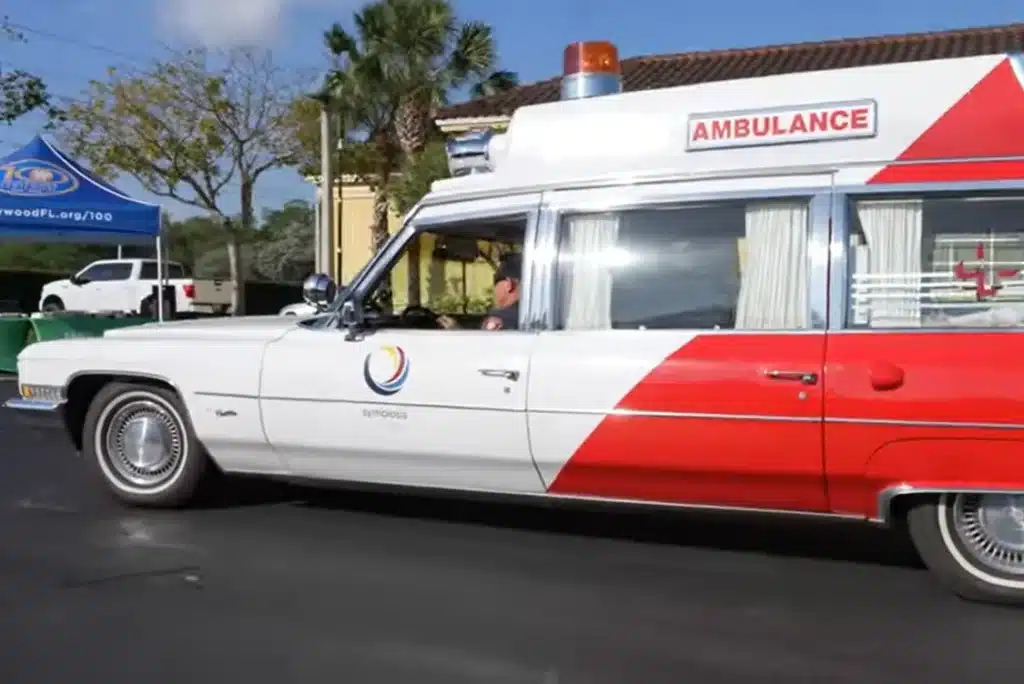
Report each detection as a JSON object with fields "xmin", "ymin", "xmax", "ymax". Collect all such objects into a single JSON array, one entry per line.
[{"xmin": 436, "ymin": 23, "xmax": 1024, "ymax": 120}]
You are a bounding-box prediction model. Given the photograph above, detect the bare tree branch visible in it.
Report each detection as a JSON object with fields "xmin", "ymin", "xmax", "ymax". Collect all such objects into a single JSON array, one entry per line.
[{"xmin": 58, "ymin": 47, "xmax": 318, "ymax": 315}]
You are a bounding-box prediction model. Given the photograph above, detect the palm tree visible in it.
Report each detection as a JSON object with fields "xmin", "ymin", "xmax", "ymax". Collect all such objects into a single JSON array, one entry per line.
[
  {"xmin": 323, "ymin": 0, "xmax": 517, "ymax": 305},
  {"xmin": 321, "ymin": 25, "xmax": 402, "ymax": 257},
  {"xmin": 330, "ymin": 0, "xmax": 512, "ymax": 162},
  {"xmin": 470, "ymin": 70, "xmax": 519, "ymax": 99}
]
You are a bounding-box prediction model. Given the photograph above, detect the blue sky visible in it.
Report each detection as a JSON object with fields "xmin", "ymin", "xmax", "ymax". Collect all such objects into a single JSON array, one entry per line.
[{"xmin": 3, "ymin": 0, "xmax": 1022, "ymax": 220}]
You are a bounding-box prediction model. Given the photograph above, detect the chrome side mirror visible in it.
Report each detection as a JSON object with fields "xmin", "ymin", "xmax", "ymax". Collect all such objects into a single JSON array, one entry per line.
[{"xmin": 301, "ymin": 273, "xmax": 336, "ymax": 311}]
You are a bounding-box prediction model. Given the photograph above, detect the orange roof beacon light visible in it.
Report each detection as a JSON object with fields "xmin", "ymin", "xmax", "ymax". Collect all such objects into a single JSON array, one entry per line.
[{"xmin": 561, "ymin": 40, "xmax": 622, "ymax": 101}]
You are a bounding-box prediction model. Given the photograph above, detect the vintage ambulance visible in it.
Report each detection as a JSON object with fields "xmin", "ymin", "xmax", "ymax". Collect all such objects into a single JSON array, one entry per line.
[{"xmin": 8, "ymin": 41, "xmax": 1024, "ymax": 604}]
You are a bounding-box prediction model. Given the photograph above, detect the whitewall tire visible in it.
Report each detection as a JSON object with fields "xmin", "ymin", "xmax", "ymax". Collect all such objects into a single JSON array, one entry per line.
[
  {"xmin": 906, "ymin": 492, "xmax": 1024, "ymax": 605},
  {"xmin": 82, "ymin": 382, "xmax": 209, "ymax": 508}
]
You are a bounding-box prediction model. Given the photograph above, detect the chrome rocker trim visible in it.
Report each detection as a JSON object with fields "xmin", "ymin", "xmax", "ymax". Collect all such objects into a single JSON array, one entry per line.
[{"xmin": 875, "ymin": 484, "xmax": 1024, "ymax": 524}]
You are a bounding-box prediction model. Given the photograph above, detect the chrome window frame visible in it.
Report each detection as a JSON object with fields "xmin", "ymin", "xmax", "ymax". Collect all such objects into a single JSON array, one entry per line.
[
  {"xmin": 338, "ymin": 175, "xmax": 1024, "ymax": 336},
  {"xmin": 340, "ymin": 192, "xmax": 545, "ymax": 331},
  {"xmin": 526, "ymin": 182, "xmax": 837, "ymax": 333},
  {"xmin": 826, "ymin": 179, "xmax": 1024, "ymax": 332}
]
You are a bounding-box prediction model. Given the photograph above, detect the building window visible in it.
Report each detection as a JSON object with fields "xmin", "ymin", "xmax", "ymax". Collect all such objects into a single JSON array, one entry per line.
[
  {"xmin": 848, "ymin": 195, "xmax": 1024, "ymax": 328},
  {"xmin": 553, "ymin": 199, "xmax": 811, "ymax": 331}
]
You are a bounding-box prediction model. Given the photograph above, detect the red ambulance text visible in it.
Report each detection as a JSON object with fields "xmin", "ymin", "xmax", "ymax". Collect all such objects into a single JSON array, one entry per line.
[{"xmin": 690, "ymin": 105, "xmax": 873, "ymax": 145}]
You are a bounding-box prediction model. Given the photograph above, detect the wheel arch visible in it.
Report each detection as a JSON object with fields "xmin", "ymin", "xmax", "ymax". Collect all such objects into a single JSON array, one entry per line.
[
  {"xmin": 865, "ymin": 437, "xmax": 1024, "ymax": 523},
  {"xmin": 64, "ymin": 372, "xmax": 191, "ymax": 451},
  {"xmin": 878, "ymin": 485, "xmax": 1024, "ymax": 524}
]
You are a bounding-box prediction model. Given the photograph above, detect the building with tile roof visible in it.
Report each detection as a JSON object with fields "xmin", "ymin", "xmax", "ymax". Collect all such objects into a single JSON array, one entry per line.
[
  {"xmin": 435, "ymin": 23, "xmax": 1024, "ymax": 133},
  {"xmin": 325, "ymin": 23, "xmax": 1024, "ymax": 287}
]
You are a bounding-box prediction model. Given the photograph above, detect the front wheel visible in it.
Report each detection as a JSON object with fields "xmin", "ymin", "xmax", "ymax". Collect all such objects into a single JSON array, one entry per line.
[
  {"xmin": 82, "ymin": 382, "xmax": 210, "ymax": 508},
  {"xmin": 906, "ymin": 492, "xmax": 1024, "ymax": 605},
  {"xmin": 41, "ymin": 296, "xmax": 64, "ymax": 313}
]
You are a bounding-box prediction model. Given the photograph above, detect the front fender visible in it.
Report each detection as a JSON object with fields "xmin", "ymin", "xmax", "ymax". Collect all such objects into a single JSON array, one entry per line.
[
  {"xmin": 39, "ymin": 280, "xmax": 69, "ymax": 300},
  {"xmin": 16, "ymin": 336, "xmax": 287, "ymax": 475}
]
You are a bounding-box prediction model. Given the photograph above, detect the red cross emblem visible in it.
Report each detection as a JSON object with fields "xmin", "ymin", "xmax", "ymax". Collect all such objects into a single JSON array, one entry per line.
[{"xmin": 953, "ymin": 242, "xmax": 1020, "ymax": 300}]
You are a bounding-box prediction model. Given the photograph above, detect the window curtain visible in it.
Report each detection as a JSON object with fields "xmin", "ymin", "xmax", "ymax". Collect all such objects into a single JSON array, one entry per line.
[
  {"xmin": 850, "ymin": 232, "xmax": 870, "ymax": 325},
  {"xmin": 854, "ymin": 199, "xmax": 924, "ymax": 327},
  {"xmin": 734, "ymin": 202, "xmax": 809, "ymax": 329},
  {"xmin": 559, "ymin": 213, "xmax": 620, "ymax": 330}
]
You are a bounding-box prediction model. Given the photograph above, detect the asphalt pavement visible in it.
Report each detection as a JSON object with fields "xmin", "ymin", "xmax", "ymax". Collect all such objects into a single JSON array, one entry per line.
[{"xmin": 0, "ymin": 377, "xmax": 1021, "ymax": 684}]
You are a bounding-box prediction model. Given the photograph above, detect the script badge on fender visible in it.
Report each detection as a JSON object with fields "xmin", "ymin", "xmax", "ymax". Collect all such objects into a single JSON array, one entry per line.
[{"xmin": 362, "ymin": 345, "xmax": 410, "ymax": 396}]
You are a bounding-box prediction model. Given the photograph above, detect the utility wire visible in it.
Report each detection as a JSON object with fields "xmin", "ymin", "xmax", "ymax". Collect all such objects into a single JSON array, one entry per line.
[
  {"xmin": 8, "ymin": 21, "xmax": 321, "ymax": 73},
  {"xmin": 6, "ymin": 21, "xmax": 154, "ymax": 64}
]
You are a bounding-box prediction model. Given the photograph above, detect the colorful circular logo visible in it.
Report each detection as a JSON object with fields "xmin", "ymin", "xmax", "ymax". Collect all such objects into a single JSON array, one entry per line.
[
  {"xmin": 0, "ymin": 159, "xmax": 79, "ymax": 196},
  {"xmin": 363, "ymin": 345, "xmax": 410, "ymax": 396}
]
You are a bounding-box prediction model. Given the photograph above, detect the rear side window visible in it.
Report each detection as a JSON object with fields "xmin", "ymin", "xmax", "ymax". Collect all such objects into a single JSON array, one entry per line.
[
  {"xmin": 139, "ymin": 262, "xmax": 186, "ymax": 279},
  {"xmin": 847, "ymin": 194, "xmax": 1024, "ymax": 328},
  {"xmin": 553, "ymin": 198, "xmax": 811, "ymax": 331}
]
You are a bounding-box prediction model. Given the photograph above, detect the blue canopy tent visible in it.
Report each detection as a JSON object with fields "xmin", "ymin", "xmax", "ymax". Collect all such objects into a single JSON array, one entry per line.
[{"xmin": 0, "ymin": 135, "xmax": 169, "ymax": 319}]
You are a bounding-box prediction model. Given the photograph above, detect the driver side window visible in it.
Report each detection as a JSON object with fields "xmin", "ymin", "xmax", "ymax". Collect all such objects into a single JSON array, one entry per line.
[
  {"xmin": 365, "ymin": 216, "xmax": 527, "ymax": 329},
  {"xmin": 79, "ymin": 262, "xmax": 131, "ymax": 281},
  {"xmin": 77, "ymin": 264, "xmax": 103, "ymax": 281}
]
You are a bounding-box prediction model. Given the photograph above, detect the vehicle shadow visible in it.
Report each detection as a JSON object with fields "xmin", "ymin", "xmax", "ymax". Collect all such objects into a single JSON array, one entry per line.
[
  {"xmin": 207, "ymin": 475, "xmax": 925, "ymax": 571},
  {"xmin": 192, "ymin": 473, "xmax": 298, "ymax": 510}
]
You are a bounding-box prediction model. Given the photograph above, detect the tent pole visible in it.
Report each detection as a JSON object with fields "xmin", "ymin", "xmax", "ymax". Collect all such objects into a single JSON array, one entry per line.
[{"xmin": 155, "ymin": 219, "xmax": 164, "ymax": 322}]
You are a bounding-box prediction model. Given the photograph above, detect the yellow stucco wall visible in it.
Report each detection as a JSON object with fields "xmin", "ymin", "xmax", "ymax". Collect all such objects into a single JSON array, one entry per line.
[
  {"xmin": 334, "ymin": 182, "xmax": 401, "ymax": 285},
  {"xmin": 332, "ymin": 181, "xmax": 497, "ymax": 313},
  {"xmin": 328, "ymin": 121, "xmax": 511, "ymax": 313}
]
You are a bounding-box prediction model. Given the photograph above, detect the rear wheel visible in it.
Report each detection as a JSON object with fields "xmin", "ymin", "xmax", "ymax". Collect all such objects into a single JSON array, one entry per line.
[
  {"xmin": 140, "ymin": 295, "xmax": 155, "ymax": 317},
  {"xmin": 906, "ymin": 492, "xmax": 1024, "ymax": 604},
  {"xmin": 82, "ymin": 382, "xmax": 210, "ymax": 508},
  {"xmin": 140, "ymin": 294, "xmax": 172, "ymax": 319}
]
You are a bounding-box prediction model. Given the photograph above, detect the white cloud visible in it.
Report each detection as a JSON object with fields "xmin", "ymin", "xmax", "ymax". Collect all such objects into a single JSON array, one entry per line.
[{"xmin": 157, "ymin": 0, "xmax": 337, "ymax": 48}]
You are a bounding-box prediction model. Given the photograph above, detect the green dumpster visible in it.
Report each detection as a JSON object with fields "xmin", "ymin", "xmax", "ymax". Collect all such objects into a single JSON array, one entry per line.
[
  {"xmin": 0, "ymin": 316, "xmax": 32, "ymax": 374},
  {"xmin": 28, "ymin": 314, "xmax": 151, "ymax": 342},
  {"xmin": 0, "ymin": 314, "xmax": 153, "ymax": 374}
]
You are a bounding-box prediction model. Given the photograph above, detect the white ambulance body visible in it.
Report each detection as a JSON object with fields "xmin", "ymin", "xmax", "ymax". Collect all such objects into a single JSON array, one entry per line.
[{"xmin": 9, "ymin": 43, "xmax": 1024, "ymax": 604}]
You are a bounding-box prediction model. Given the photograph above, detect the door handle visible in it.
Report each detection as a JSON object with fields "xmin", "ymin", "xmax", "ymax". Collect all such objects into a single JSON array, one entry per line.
[
  {"xmin": 479, "ymin": 368, "xmax": 520, "ymax": 381},
  {"xmin": 764, "ymin": 369, "xmax": 818, "ymax": 385}
]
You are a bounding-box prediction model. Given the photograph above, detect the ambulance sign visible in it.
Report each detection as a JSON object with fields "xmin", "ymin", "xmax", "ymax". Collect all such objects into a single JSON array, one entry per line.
[{"xmin": 686, "ymin": 100, "xmax": 878, "ymax": 151}]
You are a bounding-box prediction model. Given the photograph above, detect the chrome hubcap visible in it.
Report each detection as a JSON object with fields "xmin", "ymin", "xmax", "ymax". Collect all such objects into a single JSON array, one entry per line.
[
  {"xmin": 103, "ymin": 399, "xmax": 183, "ymax": 488},
  {"xmin": 952, "ymin": 493, "xmax": 1024, "ymax": 575}
]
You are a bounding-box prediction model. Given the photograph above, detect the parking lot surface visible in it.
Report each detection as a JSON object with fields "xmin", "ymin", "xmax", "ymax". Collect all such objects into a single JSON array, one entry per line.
[{"xmin": 1, "ymin": 379, "xmax": 1021, "ymax": 683}]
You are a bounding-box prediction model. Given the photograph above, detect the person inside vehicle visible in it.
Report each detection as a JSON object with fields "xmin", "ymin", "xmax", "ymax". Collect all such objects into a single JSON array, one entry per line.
[{"xmin": 438, "ymin": 251, "xmax": 521, "ymax": 330}]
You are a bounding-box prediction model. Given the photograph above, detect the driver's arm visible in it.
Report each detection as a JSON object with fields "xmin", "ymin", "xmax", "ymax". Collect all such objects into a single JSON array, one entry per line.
[{"xmin": 437, "ymin": 314, "xmax": 460, "ymax": 329}]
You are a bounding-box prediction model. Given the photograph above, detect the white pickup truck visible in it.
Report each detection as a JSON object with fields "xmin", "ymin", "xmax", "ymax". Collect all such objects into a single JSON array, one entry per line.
[{"xmin": 38, "ymin": 258, "xmax": 233, "ymax": 317}]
